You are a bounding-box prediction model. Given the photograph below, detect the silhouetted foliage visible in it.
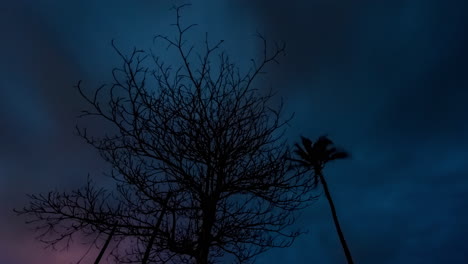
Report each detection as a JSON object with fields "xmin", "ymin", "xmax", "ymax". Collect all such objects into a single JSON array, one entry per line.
[
  {"xmin": 16, "ymin": 5, "xmax": 318, "ymax": 264},
  {"xmin": 291, "ymin": 135, "xmax": 354, "ymax": 264}
]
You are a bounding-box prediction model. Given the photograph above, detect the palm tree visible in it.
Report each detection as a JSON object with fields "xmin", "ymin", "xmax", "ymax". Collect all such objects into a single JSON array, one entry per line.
[{"xmin": 292, "ymin": 135, "xmax": 354, "ymax": 264}]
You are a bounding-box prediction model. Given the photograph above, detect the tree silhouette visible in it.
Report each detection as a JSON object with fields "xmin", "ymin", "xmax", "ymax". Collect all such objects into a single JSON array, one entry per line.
[
  {"xmin": 16, "ymin": 5, "xmax": 318, "ymax": 264},
  {"xmin": 292, "ymin": 135, "xmax": 354, "ymax": 264}
]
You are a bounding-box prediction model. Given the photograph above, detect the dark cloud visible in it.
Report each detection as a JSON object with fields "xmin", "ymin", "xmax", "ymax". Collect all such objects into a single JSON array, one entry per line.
[{"xmin": 236, "ymin": 1, "xmax": 468, "ymax": 263}]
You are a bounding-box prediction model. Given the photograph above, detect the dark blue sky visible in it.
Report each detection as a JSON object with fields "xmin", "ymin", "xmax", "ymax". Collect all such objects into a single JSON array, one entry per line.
[{"xmin": 1, "ymin": 0, "xmax": 468, "ymax": 263}]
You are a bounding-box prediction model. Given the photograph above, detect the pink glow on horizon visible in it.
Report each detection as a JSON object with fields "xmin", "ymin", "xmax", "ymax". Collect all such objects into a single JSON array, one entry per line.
[{"xmin": 0, "ymin": 232, "xmax": 102, "ymax": 264}]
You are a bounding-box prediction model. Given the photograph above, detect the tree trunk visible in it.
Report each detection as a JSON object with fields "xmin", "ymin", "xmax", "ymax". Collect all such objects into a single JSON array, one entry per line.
[
  {"xmin": 319, "ymin": 173, "xmax": 354, "ymax": 264},
  {"xmin": 142, "ymin": 193, "xmax": 172, "ymax": 264},
  {"xmin": 94, "ymin": 225, "xmax": 116, "ymax": 264},
  {"xmin": 196, "ymin": 201, "xmax": 216, "ymax": 264}
]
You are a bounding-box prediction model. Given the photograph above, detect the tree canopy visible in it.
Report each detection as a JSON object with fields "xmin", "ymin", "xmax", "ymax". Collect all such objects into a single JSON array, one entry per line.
[{"xmin": 16, "ymin": 5, "xmax": 318, "ymax": 264}]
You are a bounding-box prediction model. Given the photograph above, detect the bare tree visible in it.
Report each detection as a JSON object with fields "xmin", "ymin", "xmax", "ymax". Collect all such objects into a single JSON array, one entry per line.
[{"xmin": 16, "ymin": 5, "xmax": 318, "ymax": 264}]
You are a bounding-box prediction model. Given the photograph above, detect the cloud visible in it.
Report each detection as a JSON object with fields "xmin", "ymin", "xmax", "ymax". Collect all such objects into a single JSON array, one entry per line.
[{"xmin": 2, "ymin": 1, "xmax": 468, "ymax": 263}]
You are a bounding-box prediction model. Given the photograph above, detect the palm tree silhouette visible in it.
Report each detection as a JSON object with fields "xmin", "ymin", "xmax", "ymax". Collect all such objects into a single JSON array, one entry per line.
[{"xmin": 292, "ymin": 135, "xmax": 354, "ymax": 264}]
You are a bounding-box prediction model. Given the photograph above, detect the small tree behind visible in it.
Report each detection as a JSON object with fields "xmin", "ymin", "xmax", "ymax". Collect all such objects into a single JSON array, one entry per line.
[{"xmin": 16, "ymin": 5, "xmax": 317, "ymax": 264}]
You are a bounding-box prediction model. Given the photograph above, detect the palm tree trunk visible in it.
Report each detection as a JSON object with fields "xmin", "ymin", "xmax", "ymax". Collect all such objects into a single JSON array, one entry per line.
[{"xmin": 318, "ymin": 173, "xmax": 354, "ymax": 264}]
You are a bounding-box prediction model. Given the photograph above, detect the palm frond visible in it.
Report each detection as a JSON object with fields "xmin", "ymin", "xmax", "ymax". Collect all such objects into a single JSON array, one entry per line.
[
  {"xmin": 294, "ymin": 143, "xmax": 310, "ymax": 162},
  {"xmin": 293, "ymin": 135, "xmax": 349, "ymax": 170},
  {"xmin": 300, "ymin": 136, "xmax": 314, "ymax": 155},
  {"xmin": 314, "ymin": 135, "xmax": 333, "ymax": 153},
  {"xmin": 325, "ymin": 146, "xmax": 338, "ymax": 157},
  {"xmin": 329, "ymin": 151, "xmax": 350, "ymax": 160}
]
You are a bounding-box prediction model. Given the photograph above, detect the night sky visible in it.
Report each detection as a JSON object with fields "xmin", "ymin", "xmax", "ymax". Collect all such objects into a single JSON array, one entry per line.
[{"xmin": 1, "ymin": 0, "xmax": 468, "ymax": 263}]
